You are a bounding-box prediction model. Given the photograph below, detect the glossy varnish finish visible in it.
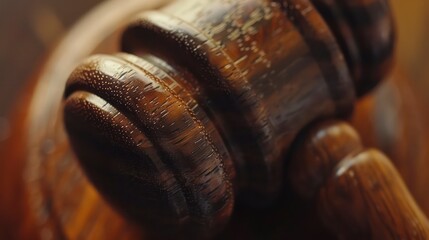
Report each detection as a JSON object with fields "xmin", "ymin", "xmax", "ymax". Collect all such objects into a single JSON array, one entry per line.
[
  {"xmin": 352, "ymin": 69, "xmax": 429, "ymax": 218},
  {"xmin": 3, "ymin": 0, "xmax": 427, "ymax": 239},
  {"xmin": 120, "ymin": 0, "xmax": 354, "ymax": 201},
  {"xmin": 3, "ymin": 0, "xmax": 170, "ymax": 239},
  {"xmin": 288, "ymin": 121, "xmax": 429, "ymax": 239},
  {"xmin": 64, "ymin": 0, "xmax": 359, "ymax": 236},
  {"xmin": 311, "ymin": 0, "xmax": 395, "ymax": 95},
  {"xmin": 64, "ymin": 53, "xmax": 236, "ymax": 237},
  {"xmin": 60, "ymin": 0, "xmax": 401, "ymax": 237}
]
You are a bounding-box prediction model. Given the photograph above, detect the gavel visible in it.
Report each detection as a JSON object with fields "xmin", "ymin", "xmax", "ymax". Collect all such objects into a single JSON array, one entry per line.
[{"xmin": 4, "ymin": 0, "xmax": 429, "ymax": 239}]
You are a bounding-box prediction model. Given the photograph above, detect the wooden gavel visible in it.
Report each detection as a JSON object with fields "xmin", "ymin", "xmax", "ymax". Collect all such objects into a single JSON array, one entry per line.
[{"xmin": 3, "ymin": 0, "xmax": 429, "ymax": 239}]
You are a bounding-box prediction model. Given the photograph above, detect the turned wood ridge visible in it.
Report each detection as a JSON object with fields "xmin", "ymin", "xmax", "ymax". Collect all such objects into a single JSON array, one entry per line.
[{"xmin": 62, "ymin": 0, "xmax": 429, "ymax": 238}]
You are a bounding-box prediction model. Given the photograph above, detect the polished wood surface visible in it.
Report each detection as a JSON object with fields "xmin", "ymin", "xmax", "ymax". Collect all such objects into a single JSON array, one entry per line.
[
  {"xmin": 1, "ymin": 0, "xmax": 429, "ymax": 239},
  {"xmin": 311, "ymin": 0, "xmax": 395, "ymax": 95},
  {"xmin": 64, "ymin": 2, "xmax": 356, "ymax": 236},
  {"xmin": 352, "ymin": 69, "xmax": 429, "ymax": 217},
  {"xmin": 0, "ymin": 1, "xmax": 170, "ymax": 239},
  {"xmin": 63, "ymin": 0, "xmax": 394, "ymax": 236},
  {"xmin": 289, "ymin": 121, "xmax": 429, "ymax": 239}
]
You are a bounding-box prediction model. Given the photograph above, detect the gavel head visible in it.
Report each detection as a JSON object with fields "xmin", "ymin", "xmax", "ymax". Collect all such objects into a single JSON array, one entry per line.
[{"xmin": 62, "ymin": 0, "xmax": 395, "ymax": 237}]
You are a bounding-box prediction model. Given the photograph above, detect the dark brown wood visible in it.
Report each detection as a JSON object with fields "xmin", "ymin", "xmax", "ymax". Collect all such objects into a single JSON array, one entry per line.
[
  {"xmin": 64, "ymin": 53, "xmax": 236, "ymax": 238},
  {"xmin": 120, "ymin": 0, "xmax": 355, "ymax": 201},
  {"xmin": 0, "ymin": 1, "xmax": 169, "ymax": 239},
  {"xmin": 351, "ymin": 69, "xmax": 429, "ymax": 216},
  {"xmin": 5, "ymin": 0, "xmax": 426, "ymax": 239},
  {"xmin": 288, "ymin": 121, "xmax": 429, "ymax": 239},
  {"xmin": 311, "ymin": 0, "xmax": 395, "ymax": 95},
  {"xmin": 59, "ymin": 0, "xmax": 397, "ymax": 237}
]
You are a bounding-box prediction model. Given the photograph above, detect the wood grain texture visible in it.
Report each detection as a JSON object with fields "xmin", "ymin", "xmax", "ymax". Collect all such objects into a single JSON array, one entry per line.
[
  {"xmin": 310, "ymin": 0, "xmax": 395, "ymax": 95},
  {"xmin": 120, "ymin": 0, "xmax": 353, "ymax": 206},
  {"xmin": 7, "ymin": 0, "xmax": 172, "ymax": 239},
  {"xmin": 288, "ymin": 121, "xmax": 429, "ymax": 239},
  {"xmin": 60, "ymin": 0, "xmax": 399, "ymax": 237},
  {"xmin": 64, "ymin": 53, "xmax": 235, "ymax": 238},
  {"xmin": 1, "ymin": 0, "xmax": 417, "ymax": 239},
  {"xmin": 352, "ymin": 68, "xmax": 429, "ymax": 218},
  {"xmin": 62, "ymin": 0, "xmax": 361, "ymax": 236}
]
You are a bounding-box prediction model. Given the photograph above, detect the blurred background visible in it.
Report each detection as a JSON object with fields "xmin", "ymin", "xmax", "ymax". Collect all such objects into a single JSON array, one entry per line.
[
  {"xmin": 0, "ymin": 0, "xmax": 103, "ymax": 142},
  {"xmin": 0, "ymin": 0, "xmax": 428, "ymax": 148}
]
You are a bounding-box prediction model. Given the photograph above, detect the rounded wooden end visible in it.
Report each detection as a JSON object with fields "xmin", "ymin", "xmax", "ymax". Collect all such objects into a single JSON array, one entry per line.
[{"xmin": 63, "ymin": 53, "xmax": 235, "ymax": 237}]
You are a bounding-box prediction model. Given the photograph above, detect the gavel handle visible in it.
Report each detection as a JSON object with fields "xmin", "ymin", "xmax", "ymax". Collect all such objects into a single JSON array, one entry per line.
[{"xmin": 288, "ymin": 121, "xmax": 429, "ymax": 239}]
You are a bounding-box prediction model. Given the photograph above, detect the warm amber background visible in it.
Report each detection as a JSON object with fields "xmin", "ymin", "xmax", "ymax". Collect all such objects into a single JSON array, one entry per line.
[
  {"xmin": 391, "ymin": 1, "xmax": 429, "ymax": 104},
  {"xmin": 0, "ymin": 0, "xmax": 428, "ymax": 145},
  {"xmin": 0, "ymin": 0, "xmax": 104, "ymax": 142}
]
